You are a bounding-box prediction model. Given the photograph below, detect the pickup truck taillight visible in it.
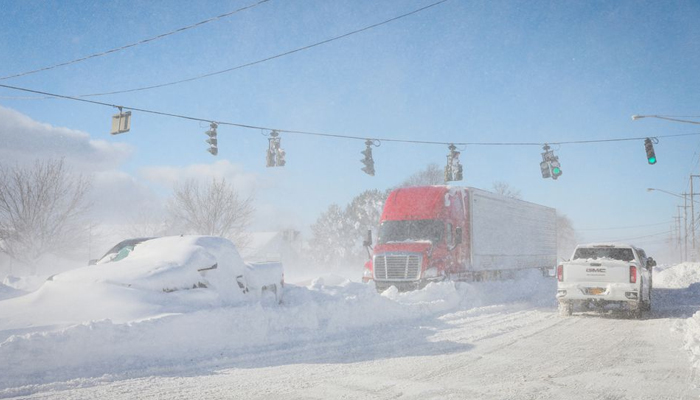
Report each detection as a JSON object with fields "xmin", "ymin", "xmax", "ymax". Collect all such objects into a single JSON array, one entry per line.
[
  {"xmin": 629, "ymin": 266, "xmax": 637, "ymax": 283},
  {"xmin": 557, "ymin": 265, "xmax": 563, "ymax": 282}
]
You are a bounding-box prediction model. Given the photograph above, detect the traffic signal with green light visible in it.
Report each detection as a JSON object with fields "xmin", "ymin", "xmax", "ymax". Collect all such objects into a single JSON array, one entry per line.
[
  {"xmin": 550, "ymin": 158, "xmax": 562, "ymax": 179},
  {"xmin": 644, "ymin": 138, "xmax": 657, "ymax": 165}
]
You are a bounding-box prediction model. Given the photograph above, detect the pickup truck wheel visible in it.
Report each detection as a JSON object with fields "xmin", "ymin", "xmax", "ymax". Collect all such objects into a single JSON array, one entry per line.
[
  {"xmin": 640, "ymin": 280, "xmax": 652, "ymax": 311},
  {"xmin": 558, "ymin": 301, "xmax": 573, "ymax": 316},
  {"xmin": 630, "ymin": 304, "xmax": 643, "ymax": 319}
]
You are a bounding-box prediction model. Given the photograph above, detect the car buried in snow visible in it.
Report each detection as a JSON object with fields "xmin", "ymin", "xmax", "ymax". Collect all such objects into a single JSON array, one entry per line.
[
  {"xmin": 556, "ymin": 243, "xmax": 655, "ymax": 318},
  {"xmin": 63, "ymin": 235, "xmax": 284, "ymax": 302}
]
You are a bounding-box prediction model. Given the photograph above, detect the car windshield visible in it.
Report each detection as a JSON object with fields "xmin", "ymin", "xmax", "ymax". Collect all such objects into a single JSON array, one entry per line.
[
  {"xmin": 98, "ymin": 238, "xmax": 152, "ymax": 264},
  {"xmin": 572, "ymin": 247, "xmax": 635, "ymax": 262},
  {"xmin": 378, "ymin": 220, "xmax": 444, "ymax": 244}
]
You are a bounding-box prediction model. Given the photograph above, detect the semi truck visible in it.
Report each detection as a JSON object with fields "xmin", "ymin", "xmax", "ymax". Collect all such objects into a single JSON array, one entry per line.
[{"xmin": 362, "ymin": 186, "xmax": 557, "ymax": 291}]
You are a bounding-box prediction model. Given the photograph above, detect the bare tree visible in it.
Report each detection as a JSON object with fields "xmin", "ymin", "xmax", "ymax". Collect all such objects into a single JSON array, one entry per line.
[
  {"xmin": 0, "ymin": 159, "xmax": 91, "ymax": 269},
  {"xmin": 400, "ymin": 163, "xmax": 444, "ymax": 187},
  {"xmin": 557, "ymin": 213, "xmax": 578, "ymax": 260},
  {"xmin": 492, "ymin": 181, "xmax": 522, "ymax": 199},
  {"xmin": 119, "ymin": 209, "xmax": 169, "ymax": 239},
  {"xmin": 167, "ymin": 178, "xmax": 254, "ymax": 248}
]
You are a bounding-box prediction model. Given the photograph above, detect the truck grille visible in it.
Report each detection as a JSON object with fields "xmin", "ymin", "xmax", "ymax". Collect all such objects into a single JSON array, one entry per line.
[{"xmin": 374, "ymin": 253, "xmax": 422, "ymax": 281}]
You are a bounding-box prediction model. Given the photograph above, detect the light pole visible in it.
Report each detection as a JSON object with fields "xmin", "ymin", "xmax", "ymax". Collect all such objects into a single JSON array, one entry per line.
[{"xmin": 632, "ymin": 114, "xmax": 700, "ymax": 125}]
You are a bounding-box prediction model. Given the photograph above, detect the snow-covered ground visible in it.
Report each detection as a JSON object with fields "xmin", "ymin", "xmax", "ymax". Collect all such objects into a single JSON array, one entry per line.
[
  {"xmin": 1, "ymin": 264, "xmax": 700, "ymax": 399},
  {"xmin": 657, "ymin": 263, "xmax": 700, "ymax": 372}
]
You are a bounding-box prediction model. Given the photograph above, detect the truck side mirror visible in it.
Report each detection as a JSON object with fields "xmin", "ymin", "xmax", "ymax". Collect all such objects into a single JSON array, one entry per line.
[
  {"xmin": 455, "ymin": 227, "xmax": 463, "ymax": 245},
  {"xmin": 646, "ymin": 257, "xmax": 656, "ymax": 268},
  {"xmin": 362, "ymin": 229, "xmax": 373, "ymax": 248}
]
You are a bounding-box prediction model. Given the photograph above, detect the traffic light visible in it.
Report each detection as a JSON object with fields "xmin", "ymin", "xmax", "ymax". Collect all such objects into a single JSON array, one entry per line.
[
  {"xmin": 540, "ymin": 144, "xmax": 562, "ymax": 180},
  {"xmin": 455, "ymin": 163, "xmax": 463, "ymax": 181},
  {"xmin": 266, "ymin": 130, "xmax": 285, "ymax": 167},
  {"xmin": 540, "ymin": 160, "xmax": 551, "ymax": 179},
  {"xmin": 110, "ymin": 109, "xmax": 131, "ymax": 135},
  {"xmin": 644, "ymin": 138, "xmax": 657, "ymax": 164},
  {"xmin": 205, "ymin": 122, "xmax": 218, "ymax": 156},
  {"xmin": 360, "ymin": 140, "xmax": 375, "ymax": 176},
  {"xmin": 444, "ymin": 144, "xmax": 463, "ymax": 182},
  {"xmin": 550, "ymin": 157, "xmax": 562, "ymax": 179},
  {"xmin": 276, "ymin": 147, "xmax": 286, "ymax": 166}
]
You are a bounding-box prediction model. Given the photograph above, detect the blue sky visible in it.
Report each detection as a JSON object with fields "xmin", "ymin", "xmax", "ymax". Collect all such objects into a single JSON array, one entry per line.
[{"xmin": 1, "ymin": 0, "xmax": 699, "ymax": 261}]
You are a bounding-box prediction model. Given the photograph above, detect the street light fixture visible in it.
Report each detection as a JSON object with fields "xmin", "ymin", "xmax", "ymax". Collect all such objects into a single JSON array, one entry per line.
[
  {"xmin": 632, "ymin": 114, "xmax": 700, "ymax": 125},
  {"xmin": 646, "ymin": 187, "xmax": 686, "ymax": 200}
]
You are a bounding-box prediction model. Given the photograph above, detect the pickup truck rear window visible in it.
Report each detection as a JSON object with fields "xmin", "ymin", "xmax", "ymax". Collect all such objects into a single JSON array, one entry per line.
[{"xmin": 573, "ymin": 247, "xmax": 635, "ymax": 261}]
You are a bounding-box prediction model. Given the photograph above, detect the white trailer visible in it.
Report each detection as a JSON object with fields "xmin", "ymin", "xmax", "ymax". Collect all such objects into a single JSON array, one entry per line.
[{"xmin": 466, "ymin": 188, "xmax": 557, "ymax": 276}]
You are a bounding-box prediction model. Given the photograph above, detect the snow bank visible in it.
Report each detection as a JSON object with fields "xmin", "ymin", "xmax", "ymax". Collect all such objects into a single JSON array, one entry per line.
[
  {"xmin": 0, "ymin": 283, "xmax": 24, "ymax": 302},
  {"xmin": 2, "ymin": 275, "xmax": 47, "ymax": 293},
  {"xmin": 658, "ymin": 263, "xmax": 700, "ymax": 370},
  {"xmin": 0, "ymin": 271, "xmax": 554, "ymax": 394},
  {"xmin": 654, "ymin": 262, "xmax": 700, "ymax": 289}
]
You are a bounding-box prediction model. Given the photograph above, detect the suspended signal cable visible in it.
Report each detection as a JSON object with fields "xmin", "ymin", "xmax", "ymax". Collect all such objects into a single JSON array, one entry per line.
[
  {"xmin": 2, "ymin": 82, "xmax": 700, "ymax": 147},
  {"xmin": 0, "ymin": 0, "xmax": 270, "ymax": 81},
  {"xmin": 7, "ymin": 0, "xmax": 451, "ymax": 99}
]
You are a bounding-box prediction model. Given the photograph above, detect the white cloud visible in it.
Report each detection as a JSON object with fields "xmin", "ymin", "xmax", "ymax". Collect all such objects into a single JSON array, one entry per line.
[
  {"xmin": 140, "ymin": 160, "xmax": 262, "ymax": 197},
  {"xmin": 0, "ymin": 105, "xmax": 132, "ymax": 171}
]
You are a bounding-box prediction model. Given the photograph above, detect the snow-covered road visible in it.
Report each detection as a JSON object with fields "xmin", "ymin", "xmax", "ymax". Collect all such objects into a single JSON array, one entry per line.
[{"xmin": 3, "ymin": 266, "xmax": 700, "ymax": 399}]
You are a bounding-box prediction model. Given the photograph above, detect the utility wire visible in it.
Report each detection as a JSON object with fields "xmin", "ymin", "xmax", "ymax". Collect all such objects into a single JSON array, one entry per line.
[
  {"xmin": 3, "ymin": 0, "xmax": 451, "ymax": 99},
  {"xmin": 3, "ymin": 82, "xmax": 700, "ymax": 147},
  {"xmin": 603, "ymin": 230, "xmax": 674, "ymax": 242},
  {"xmin": 577, "ymin": 221, "xmax": 673, "ymax": 231},
  {"xmin": 0, "ymin": 0, "xmax": 270, "ymax": 81}
]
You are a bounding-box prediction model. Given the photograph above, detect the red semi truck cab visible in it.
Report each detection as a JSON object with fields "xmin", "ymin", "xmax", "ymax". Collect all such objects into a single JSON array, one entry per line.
[{"xmin": 363, "ymin": 186, "xmax": 470, "ymax": 291}]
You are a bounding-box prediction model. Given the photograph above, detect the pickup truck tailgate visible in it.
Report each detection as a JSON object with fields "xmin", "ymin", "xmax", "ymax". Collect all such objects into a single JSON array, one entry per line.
[{"xmin": 563, "ymin": 260, "xmax": 631, "ymax": 283}]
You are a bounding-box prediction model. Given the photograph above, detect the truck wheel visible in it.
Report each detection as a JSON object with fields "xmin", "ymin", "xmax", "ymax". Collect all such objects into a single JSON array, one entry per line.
[
  {"xmin": 558, "ymin": 301, "xmax": 573, "ymax": 316},
  {"xmin": 640, "ymin": 281, "xmax": 652, "ymax": 312},
  {"xmin": 630, "ymin": 303, "xmax": 643, "ymax": 319}
]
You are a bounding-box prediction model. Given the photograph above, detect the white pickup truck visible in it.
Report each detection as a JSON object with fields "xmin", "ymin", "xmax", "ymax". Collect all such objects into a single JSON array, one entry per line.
[{"xmin": 556, "ymin": 243, "xmax": 655, "ymax": 318}]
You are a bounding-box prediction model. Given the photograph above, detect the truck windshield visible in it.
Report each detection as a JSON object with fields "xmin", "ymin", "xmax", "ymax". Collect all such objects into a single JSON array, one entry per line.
[
  {"xmin": 378, "ymin": 220, "xmax": 444, "ymax": 244},
  {"xmin": 572, "ymin": 247, "xmax": 635, "ymax": 262}
]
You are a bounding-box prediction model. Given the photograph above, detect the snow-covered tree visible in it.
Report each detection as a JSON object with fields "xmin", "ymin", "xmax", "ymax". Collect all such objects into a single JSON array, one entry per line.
[
  {"xmin": 309, "ymin": 190, "xmax": 387, "ymax": 269},
  {"xmin": 167, "ymin": 178, "xmax": 253, "ymax": 248},
  {"xmin": 492, "ymin": 181, "xmax": 522, "ymax": 199},
  {"xmin": 308, "ymin": 204, "xmax": 350, "ymax": 268},
  {"xmin": 557, "ymin": 213, "xmax": 578, "ymax": 260},
  {"xmin": 0, "ymin": 159, "xmax": 91, "ymax": 270},
  {"xmin": 399, "ymin": 163, "xmax": 444, "ymax": 187}
]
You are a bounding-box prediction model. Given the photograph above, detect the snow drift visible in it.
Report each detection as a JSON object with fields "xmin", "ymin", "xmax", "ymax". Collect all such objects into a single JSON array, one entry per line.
[{"xmin": 0, "ymin": 270, "xmax": 554, "ymax": 395}]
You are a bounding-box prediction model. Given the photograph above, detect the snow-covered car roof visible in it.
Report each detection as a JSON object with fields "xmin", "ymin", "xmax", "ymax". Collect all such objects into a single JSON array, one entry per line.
[
  {"xmin": 53, "ymin": 235, "xmax": 246, "ymax": 298},
  {"xmin": 575, "ymin": 242, "xmax": 640, "ymax": 250}
]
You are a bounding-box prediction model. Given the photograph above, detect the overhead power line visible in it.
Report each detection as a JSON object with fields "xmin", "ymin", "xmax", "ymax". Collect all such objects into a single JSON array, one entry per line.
[
  {"xmin": 577, "ymin": 221, "xmax": 673, "ymax": 231},
  {"xmin": 3, "ymin": 82, "xmax": 700, "ymax": 147},
  {"xmin": 603, "ymin": 230, "xmax": 674, "ymax": 242},
  {"xmin": 0, "ymin": 0, "xmax": 270, "ymax": 81},
  {"xmin": 2, "ymin": 0, "xmax": 451, "ymax": 99}
]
